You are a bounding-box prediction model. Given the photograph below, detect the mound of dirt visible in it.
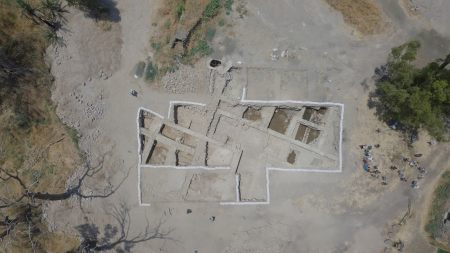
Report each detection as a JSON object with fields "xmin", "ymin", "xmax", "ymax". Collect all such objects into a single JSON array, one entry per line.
[{"xmin": 325, "ymin": 0, "xmax": 384, "ymax": 35}]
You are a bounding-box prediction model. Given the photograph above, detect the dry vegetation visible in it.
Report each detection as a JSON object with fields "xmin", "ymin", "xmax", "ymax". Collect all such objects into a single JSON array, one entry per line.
[
  {"xmin": 1, "ymin": 1, "xmax": 169, "ymax": 251},
  {"xmin": 148, "ymin": 0, "xmax": 232, "ymax": 81},
  {"xmin": 0, "ymin": 0, "xmax": 81, "ymax": 196},
  {"xmin": 325, "ymin": 0, "xmax": 384, "ymax": 35},
  {"xmin": 425, "ymin": 170, "xmax": 450, "ymax": 252},
  {"xmin": 0, "ymin": 0, "xmax": 81, "ymax": 251}
]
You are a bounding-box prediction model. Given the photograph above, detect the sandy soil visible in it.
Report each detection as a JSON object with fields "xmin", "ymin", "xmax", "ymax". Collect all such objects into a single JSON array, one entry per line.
[{"xmin": 45, "ymin": 0, "xmax": 450, "ymax": 252}]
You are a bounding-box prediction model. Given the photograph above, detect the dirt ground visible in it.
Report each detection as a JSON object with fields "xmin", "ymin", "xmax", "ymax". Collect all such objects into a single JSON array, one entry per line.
[{"xmin": 45, "ymin": 0, "xmax": 450, "ymax": 252}]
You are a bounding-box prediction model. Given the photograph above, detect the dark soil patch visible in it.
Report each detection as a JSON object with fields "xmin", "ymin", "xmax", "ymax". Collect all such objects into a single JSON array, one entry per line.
[
  {"xmin": 243, "ymin": 107, "xmax": 262, "ymax": 122},
  {"xmin": 287, "ymin": 150, "xmax": 296, "ymax": 164},
  {"xmin": 269, "ymin": 109, "xmax": 293, "ymax": 134}
]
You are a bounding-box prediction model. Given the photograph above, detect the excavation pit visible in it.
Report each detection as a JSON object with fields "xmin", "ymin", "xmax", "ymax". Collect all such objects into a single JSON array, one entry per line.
[
  {"xmin": 318, "ymin": 107, "xmax": 327, "ymax": 115},
  {"xmin": 295, "ymin": 124, "xmax": 321, "ymax": 144},
  {"xmin": 303, "ymin": 108, "xmax": 314, "ymax": 121},
  {"xmin": 243, "ymin": 107, "xmax": 262, "ymax": 122},
  {"xmin": 176, "ymin": 150, "xmax": 194, "ymax": 166},
  {"xmin": 306, "ymin": 128, "xmax": 320, "ymax": 144},
  {"xmin": 174, "ymin": 105, "xmax": 208, "ymax": 133},
  {"xmin": 181, "ymin": 133, "xmax": 197, "ymax": 148},
  {"xmin": 269, "ymin": 108, "xmax": 295, "ymax": 134},
  {"xmin": 142, "ymin": 112, "xmax": 161, "ymax": 133},
  {"xmin": 287, "ymin": 150, "xmax": 297, "ymax": 164},
  {"xmin": 137, "ymin": 91, "xmax": 343, "ymax": 205},
  {"xmin": 295, "ymin": 124, "xmax": 308, "ymax": 141},
  {"xmin": 310, "ymin": 107, "xmax": 328, "ymax": 124},
  {"xmin": 147, "ymin": 141, "xmax": 169, "ymax": 165},
  {"xmin": 161, "ymin": 124, "xmax": 183, "ymax": 141}
]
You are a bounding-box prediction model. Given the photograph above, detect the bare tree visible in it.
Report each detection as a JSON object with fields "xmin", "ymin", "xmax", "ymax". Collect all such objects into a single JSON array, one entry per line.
[
  {"xmin": 0, "ymin": 155, "xmax": 129, "ymax": 251},
  {"xmin": 0, "ymin": 157, "xmax": 127, "ymax": 205},
  {"xmin": 0, "ymin": 203, "xmax": 43, "ymax": 252},
  {"xmin": 17, "ymin": 0, "xmax": 67, "ymax": 31},
  {"xmin": 73, "ymin": 203, "xmax": 172, "ymax": 252}
]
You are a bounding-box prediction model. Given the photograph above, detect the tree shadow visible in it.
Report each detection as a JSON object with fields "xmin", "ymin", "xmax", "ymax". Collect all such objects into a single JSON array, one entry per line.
[
  {"xmin": 366, "ymin": 64, "xmax": 385, "ymax": 115},
  {"xmin": 73, "ymin": 203, "xmax": 172, "ymax": 252},
  {"xmin": 367, "ymin": 64, "xmax": 418, "ymax": 144},
  {"xmin": 369, "ymin": 85, "xmax": 399, "ymax": 131},
  {"xmin": 100, "ymin": 0, "xmax": 120, "ymax": 23},
  {"xmin": 82, "ymin": 0, "xmax": 121, "ymax": 23},
  {"xmin": 360, "ymin": 78, "xmax": 370, "ymax": 92}
]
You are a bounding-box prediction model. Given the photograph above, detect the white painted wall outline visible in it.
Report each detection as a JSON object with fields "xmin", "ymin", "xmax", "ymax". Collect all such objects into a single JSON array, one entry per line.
[{"xmin": 137, "ymin": 88, "xmax": 344, "ymax": 206}]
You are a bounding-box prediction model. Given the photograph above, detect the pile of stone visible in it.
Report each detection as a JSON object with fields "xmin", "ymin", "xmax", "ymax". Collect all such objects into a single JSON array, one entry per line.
[{"xmin": 162, "ymin": 64, "xmax": 206, "ymax": 94}]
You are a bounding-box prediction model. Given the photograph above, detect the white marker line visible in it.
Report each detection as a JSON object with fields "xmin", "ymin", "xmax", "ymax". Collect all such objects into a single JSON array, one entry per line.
[
  {"xmin": 235, "ymin": 174, "xmax": 240, "ymax": 202},
  {"xmin": 265, "ymin": 167, "xmax": 270, "ymax": 203},
  {"xmin": 338, "ymin": 104, "xmax": 344, "ymax": 172},
  {"xmin": 168, "ymin": 101, "xmax": 207, "ymax": 120},
  {"xmin": 136, "ymin": 108, "xmax": 151, "ymax": 206},
  {"xmin": 220, "ymin": 201, "xmax": 270, "ymax": 205},
  {"xmin": 268, "ymin": 168, "xmax": 342, "ymax": 173},
  {"xmin": 139, "ymin": 106, "xmax": 164, "ymax": 119},
  {"xmin": 220, "ymin": 167, "xmax": 272, "ymax": 205},
  {"xmin": 136, "ymin": 109, "xmax": 142, "ymax": 206},
  {"xmin": 138, "ymin": 87, "xmax": 345, "ymax": 206},
  {"xmin": 239, "ymin": 87, "xmax": 344, "ymax": 173},
  {"xmin": 140, "ymin": 165, "xmax": 230, "ymax": 170}
]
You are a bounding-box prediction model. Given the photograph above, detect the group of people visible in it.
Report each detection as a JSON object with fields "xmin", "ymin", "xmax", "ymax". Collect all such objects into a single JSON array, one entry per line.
[
  {"xmin": 360, "ymin": 144, "xmax": 386, "ymax": 184},
  {"xmin": 400, "ymin": 156, "xmax": 427, "ymax": 189},
  {"xmin": 361, "ymin": 144, "xmax": 427, "ymax": 188}
]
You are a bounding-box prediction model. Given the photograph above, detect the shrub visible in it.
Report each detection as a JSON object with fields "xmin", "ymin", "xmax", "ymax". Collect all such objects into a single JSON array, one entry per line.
[
  {"xmin": 236, "ymin": 1, "xmax": 247, "ymax": 18},
  {"xmin": 15, "ymin": 110, "xmax": 30, "ymax": 129},
  {"xmin": 206, "ymin": 27, "xmax": 216, "ymax": 41},
  {"xmin": 65, "ymin": 125, "xmax": 80, "ymax": 147},
  {"xmin": 151, "ymin": 41, "xmax": 162, "ymax": 51},
  {"xmin": 203, "ymin": 0, "xmax": 221, "ymax": 18},
  {"xmin": 164, "ymin": 19, "xmax": 171, "ymax": 29},
  {"xmin": 175, "ymin": 2, "xmax": 184, "ymax": 20},
  {"xmin": 224, "ymin": 0, "xmax": 233, "ymax": 14},
  {"xmin": 44, "ymin": 29, "xmax": 63, "ymax": 45},
  {"xmin": 191, "ymin": 40, "xmax": 213, "ymax": 56},
  {"xmin": 145, "ymin": 61, "xmax": 158, "ymax": 82},
  {"xmin": 425, "ymin": 171, "xmax": 450, "ymax": 239}
]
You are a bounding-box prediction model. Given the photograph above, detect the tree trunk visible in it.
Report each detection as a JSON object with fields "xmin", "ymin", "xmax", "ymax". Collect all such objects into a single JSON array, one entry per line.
[
  {"xmin": 26, "ymin": 187, "xmax": 77, "ymax": 201},
  {"xmin": 439, "ymin": 54, "xmax": 450, "ymax": 70}
]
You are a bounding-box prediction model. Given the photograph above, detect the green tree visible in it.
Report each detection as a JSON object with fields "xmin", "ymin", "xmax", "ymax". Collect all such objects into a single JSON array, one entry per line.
[{"xmin": 374, "ymin": 41, "xmax": 450, "ymax": 140}]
